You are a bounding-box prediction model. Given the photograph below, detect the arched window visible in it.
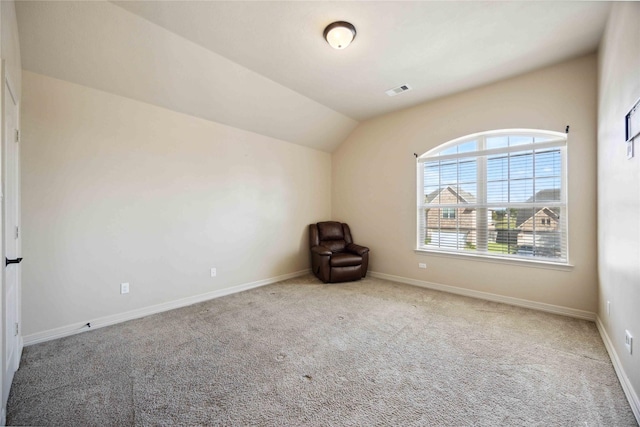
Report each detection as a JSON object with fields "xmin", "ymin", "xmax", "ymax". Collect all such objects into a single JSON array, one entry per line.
[{"xmin": 416, "ymin": 129, "xmax": 567, "ymax": 263}]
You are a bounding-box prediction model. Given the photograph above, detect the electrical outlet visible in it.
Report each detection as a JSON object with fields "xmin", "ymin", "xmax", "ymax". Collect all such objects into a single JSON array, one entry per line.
[
  {"xmin": 418, "ymin": 263, "xmax": 427, "ymax": 269},
  {"xmin": 625, "ymin": 330, "xmax": 633, "ymax": 355},
  {"xmin": 607, "ymin": 301, "xmax": 611, "ymax": 316},
  {"xmin": 210, "ymin": 268, "xmax": 217, "ymax": 277},
  {"xmin": 120, "ymin": 282, "xmax": 129, "ymax": 294}
]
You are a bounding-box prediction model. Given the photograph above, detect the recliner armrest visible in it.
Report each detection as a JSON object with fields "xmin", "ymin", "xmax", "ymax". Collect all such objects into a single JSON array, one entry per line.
[
  {"xmin": 311, "ymin": 245, "xmax": 332, "ymax": 256},
  {"xmin": 346, "ymin": 243, "xmax": 369, "ymax": 256}
]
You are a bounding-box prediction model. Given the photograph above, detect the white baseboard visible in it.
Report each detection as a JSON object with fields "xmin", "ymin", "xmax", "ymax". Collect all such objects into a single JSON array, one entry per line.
[
  {"xmin": 596, "ymin": 316, "xmax": 640, "ymax": 424},
  {"xmin": 369, "ymin": 271, "xmax": 596, "ymax": 321},
  {"xmin": 23, "ymin": 269, "xmax": 310, "ymax": 346}
]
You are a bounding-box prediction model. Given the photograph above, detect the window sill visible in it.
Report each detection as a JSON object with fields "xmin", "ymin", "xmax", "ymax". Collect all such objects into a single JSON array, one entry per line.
[{"xmin": 414, "ymin": 248, "xmax": 574, "ymax": 271}]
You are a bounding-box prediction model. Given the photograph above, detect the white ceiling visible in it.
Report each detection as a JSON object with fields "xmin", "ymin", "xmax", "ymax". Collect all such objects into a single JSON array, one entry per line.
[{"xmin": 16, "ymin": 1, "xmax": 611, "ymax": 152}]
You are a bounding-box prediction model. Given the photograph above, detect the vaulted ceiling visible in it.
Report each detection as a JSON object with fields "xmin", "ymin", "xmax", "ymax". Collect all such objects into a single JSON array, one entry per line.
[{"xmin": 16, "ymin": 1, "xmax": 610, "ymax": 152}]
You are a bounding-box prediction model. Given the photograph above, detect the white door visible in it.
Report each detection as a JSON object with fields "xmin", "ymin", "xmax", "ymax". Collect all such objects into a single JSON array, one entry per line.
[{"xmin": 2, "ymin": 78, "xmax": 20, "ymax": 411}]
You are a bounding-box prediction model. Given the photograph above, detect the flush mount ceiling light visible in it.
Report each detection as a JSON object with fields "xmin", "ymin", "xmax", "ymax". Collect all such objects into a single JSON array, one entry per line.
[{"xmin": 323, "ymin": 21, "xmax": 356, "ymax": 50}]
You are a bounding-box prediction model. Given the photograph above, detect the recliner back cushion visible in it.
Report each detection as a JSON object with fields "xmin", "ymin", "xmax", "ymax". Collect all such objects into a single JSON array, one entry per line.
[
  {"xmin": 317, "ymin": 222, "xmax": 346, "ymax": 252},
  {"xmin": 317, "ymin": 222, "xmax": 344, "ymax": 240}
]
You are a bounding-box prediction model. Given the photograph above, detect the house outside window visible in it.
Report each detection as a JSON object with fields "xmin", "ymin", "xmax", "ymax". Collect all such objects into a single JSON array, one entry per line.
[{"xmin": 416, "ymin": 129, "xmax": 568, "ymax": 263}]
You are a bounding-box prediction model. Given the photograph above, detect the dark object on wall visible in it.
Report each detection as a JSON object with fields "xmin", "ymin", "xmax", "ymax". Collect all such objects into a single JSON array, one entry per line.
[
  {"xmin": 309, "ymin": 222, "xmax": 369, "ymax": 283},
  {"xmin": 5, "ymin": 257, "xmax": 22, "ymax": 266},
  {"xmin": 625, "ymin": 97, "xmax": 640, "ymax": 142},
  {"xmin": 626, "ymin": 98, "xmax": 639, "ymax": 159}
]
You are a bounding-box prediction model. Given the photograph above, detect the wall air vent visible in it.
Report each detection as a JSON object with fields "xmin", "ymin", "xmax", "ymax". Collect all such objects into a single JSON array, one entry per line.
[{"xmin": 385, "ymin": 84, "xmax": 412, "ymax": 97}]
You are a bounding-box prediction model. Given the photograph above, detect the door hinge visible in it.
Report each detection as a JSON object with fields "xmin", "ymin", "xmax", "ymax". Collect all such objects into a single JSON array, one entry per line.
[
  {"xmin": 15, "ymin": 226, "xmax": 19, "ymax": 239},
  {"xmin": 14, "ymin": 322, "xmax": 19, "ymax": 336},
  {"xmin": 14, "ymin": 129, "xmax": 19, "ymax": 143}
]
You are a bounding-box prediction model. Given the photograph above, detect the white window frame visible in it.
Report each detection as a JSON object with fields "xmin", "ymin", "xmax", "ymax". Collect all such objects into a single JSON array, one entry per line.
[{"xmin": 416, "ymin": 129, "xmax": 569, "ymax": 265}]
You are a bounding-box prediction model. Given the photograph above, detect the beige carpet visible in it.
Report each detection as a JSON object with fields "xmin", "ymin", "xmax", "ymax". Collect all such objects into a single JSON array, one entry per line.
[{"xmin": 7, "ymin": 275, "xmax": 638, "ymax": 426}]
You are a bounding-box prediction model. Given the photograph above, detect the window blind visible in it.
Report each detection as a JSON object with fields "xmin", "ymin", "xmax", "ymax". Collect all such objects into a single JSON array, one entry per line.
[{"xmin": 416, "ymin": 130, "xmax": 568, "ymax": 263}]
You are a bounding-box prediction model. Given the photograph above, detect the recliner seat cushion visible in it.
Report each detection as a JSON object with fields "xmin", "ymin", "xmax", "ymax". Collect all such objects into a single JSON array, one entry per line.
[{"xmin": 330, "ymin": 252, "xmax": 362, "ymax": 267}]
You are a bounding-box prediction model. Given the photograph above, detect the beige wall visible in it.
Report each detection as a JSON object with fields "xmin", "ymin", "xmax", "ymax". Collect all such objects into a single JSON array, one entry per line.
[
  {"xmin": 598, "ymin": 2, "xmax": 640, "ymax": 412},
  {"xmin": 333, "ymin": 54, "xmax": 598, "ymax": 312},
  {"xmin": 2, "ymin": 0, "xmax": 21, "ymax": 100},
  {"xmin": 21, "ymin": 71, "xmax": 331, "ymax": 336}
]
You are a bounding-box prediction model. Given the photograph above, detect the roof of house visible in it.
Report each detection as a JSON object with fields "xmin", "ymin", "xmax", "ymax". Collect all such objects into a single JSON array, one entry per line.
[
  {"xmin": 515, "ymin": 190, "xmax": 561, "ymax": 227},
  {"xmin": 425, "ymin": 186, "xmax": 476, "ymax": 204}
]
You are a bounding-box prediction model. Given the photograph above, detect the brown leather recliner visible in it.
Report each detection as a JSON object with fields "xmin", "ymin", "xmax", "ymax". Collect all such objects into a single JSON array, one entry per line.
[{"xmin": 309, "ymin": 221, "xmax": 369, "ymax": 283}]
